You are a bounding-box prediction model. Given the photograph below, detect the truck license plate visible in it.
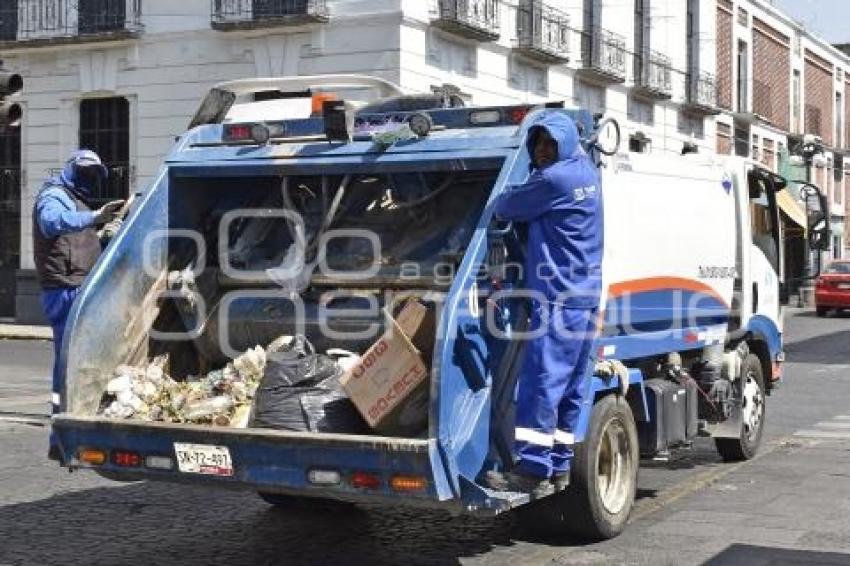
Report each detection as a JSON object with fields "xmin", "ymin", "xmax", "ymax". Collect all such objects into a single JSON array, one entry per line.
[{"xmin": 174, "ymin": 443, "xmax": 233, "ymax": 476}]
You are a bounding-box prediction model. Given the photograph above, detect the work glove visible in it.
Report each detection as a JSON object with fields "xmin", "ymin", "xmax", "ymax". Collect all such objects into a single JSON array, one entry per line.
[
  {"xmin": 93, "ymin": 199, "xmax": 125, "ymax": 225},
  {"xmin": 100, "ymin": 218, "xmax": 123, "ymax": 242}
]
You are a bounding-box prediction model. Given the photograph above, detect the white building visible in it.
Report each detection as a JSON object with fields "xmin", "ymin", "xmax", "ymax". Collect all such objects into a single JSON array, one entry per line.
[{"xmin": 1, "ymin": 0, "xmax": 722, "ymax": 322}]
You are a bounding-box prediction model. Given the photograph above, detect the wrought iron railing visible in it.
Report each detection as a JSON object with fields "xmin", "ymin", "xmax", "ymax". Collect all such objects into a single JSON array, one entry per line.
[
  {"xmin": 211, "ymin": 0, "xmax": 329, "ymax": 27},
  {"xmin": 514, "ymin": 0, "xmax": 569, "ymax": 62},
  {"xmin": 580, "ymin": 27, "xmax": 627, "ymax": 80},
  {"xmin": 686, "ymin": 71, "xmax": 717, "ymax": 109},
  {"xmin": 432, "ymin": 0, "xmax": 500, "ymax": 41},
  {"xmin": 0, "ymin": 0, "xmax": 142, "ymax": 43},
  {"xmin": 634, "ymin": 49, "xmax": 671, "ymax": 95}
]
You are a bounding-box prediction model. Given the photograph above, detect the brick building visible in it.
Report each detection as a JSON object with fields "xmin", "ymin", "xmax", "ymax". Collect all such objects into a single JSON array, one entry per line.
[{"xmin": 715, "ymin": 0, "xmax": 850, "ymax": 275}]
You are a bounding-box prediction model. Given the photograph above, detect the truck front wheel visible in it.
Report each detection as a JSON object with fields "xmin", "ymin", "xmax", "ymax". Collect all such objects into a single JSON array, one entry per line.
[
  {"xmin": 523, "ymin": 394, "xmax": 638, "ymax": 541},
  {"xmin": 715, "ymin": 353, "xmax": 765, "ymax": 462}
]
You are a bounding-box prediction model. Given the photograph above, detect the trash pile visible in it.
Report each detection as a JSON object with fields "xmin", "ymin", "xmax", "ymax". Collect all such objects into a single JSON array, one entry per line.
[
  {"xmin": 99, "ymin": 345, "xmax": 268, "ymax": 427},
  {"xmin": 98, "ymin": 335, "xmax": 366, "ymax": 431},
  {"xmin": 98, "ymin": 299, "xmax": 436, "ymax": 436}
]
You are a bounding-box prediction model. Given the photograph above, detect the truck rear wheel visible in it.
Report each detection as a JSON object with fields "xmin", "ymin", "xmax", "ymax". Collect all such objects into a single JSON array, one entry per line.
[
  {"xmin": 715, "ymin": 354, "xmax": 765, "ymax": 462},
  {"xmin": 523, "ymin": 394, "xmax": 638, "ymax": 541},
  {"xmin": 258, "ymin": 492, "xmax": 355, "ymax": 512}
]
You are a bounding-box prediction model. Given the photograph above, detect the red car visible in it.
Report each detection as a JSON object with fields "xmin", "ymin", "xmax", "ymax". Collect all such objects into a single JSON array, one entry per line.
[{"xmin": 816, "ymin": 260, "xmax": 850, "ymax": 316}]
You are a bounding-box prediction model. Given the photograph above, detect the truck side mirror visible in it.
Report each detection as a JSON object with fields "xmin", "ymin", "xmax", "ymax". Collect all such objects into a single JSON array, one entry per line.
[
  {"xmin": 795, "ymin": 182, "xmax": 831, "ymax": 251},
  {"xmin": 809, "ymin": 214, "xmax": 830, "ymax": 251}
]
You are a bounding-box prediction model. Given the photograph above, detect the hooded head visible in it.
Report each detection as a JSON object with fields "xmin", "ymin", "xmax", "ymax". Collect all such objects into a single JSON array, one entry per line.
[
  {"xmin": 526, "ymin": 113, "xmax": 581, "ymax": 170},
  {"xmin": 59, "ymin": 149, "xmax": 108, "ymax": 196}
]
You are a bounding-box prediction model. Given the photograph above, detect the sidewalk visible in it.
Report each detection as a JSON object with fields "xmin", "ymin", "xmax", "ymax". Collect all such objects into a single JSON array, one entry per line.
[
  {"xmin": 0, "ymin": 324, "xmax": 51, "ymax": 341},
  {"xmin": 576, "ymin": 435, "xmax": 850, "ymax": 565}
]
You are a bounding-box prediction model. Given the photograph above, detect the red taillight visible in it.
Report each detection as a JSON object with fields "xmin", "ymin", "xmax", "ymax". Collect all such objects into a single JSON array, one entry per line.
[
  {"xmin": 351, "ymin": 471, "xmax": 381, "ymax": 489},
  {"xmin": 225, "ymin": 124, "xmax": 252, "ymax": 141},
  {"xmin": 815, "ymin": 278, "xmax": 829, "ymax": 289},
  {"xmin": 507, "ymin": 106, "xmax": 530, "ymax": 124},
  {"xmin": 112, "ymin": 451, "xmax": 142, "ymax": 467}
]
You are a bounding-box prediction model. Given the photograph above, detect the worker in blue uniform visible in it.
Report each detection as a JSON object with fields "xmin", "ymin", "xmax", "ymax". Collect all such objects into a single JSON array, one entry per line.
[
  {"xmin": 33, "ymin": 149, "xmax": 124, "ymax": 460},
  {"xmin": 486, "ymin": 113, "xmax": 603, "ymax": 496}
]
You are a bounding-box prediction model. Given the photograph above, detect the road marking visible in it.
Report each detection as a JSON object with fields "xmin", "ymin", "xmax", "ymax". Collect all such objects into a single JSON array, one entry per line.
[
  {"xmin": 794, "ymin": 429, "xmax": 850, "ymax": 439},
  {"xmin": 811, "ymin": 421, "xmax": 850, "ymax": 429},
  {"xmin": 793, "ymin": 415, "xmax": 850, "ymax": 440}
]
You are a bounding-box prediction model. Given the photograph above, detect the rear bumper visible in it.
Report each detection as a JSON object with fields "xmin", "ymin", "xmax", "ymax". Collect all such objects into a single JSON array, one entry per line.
[
  {"xmin": 53, "ymin": 415, "xmax": 454, "ymax": 507},
  {"xmin": 815, "ymin": 289, "xmax": 850, "ymax": 308}
]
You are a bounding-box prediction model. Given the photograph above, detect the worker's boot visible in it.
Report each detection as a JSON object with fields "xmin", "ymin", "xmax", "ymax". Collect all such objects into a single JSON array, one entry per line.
[
  {"xmin": 484, "ymin": 470, "xmax": 554, "ymax": 498},
  {"xmin": 551, "ymin": 471, "xmax": 570, "ymax": 491}
]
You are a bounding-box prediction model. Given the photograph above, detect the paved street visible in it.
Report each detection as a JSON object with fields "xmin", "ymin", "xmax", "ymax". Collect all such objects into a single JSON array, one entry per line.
[{"xmin": 1, "ymin": 308, "xmax": 850, "ymax": 565}]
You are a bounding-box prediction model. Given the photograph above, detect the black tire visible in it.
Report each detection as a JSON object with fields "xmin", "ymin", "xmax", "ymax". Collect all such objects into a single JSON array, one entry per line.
[
  {"xmin": 522, "ymin": 394, "xmax": 639, "ymax": 541},
  {"xmin": 816, "ymin": 307, "xmax": 828, "ymax": 317},
  {"xmin": 715, "ymin": 353, "xmax": 765, "ymax": 462},
  {"xmin": 258, "ymin": 492, "xmax": 356, "ymax": 512}
]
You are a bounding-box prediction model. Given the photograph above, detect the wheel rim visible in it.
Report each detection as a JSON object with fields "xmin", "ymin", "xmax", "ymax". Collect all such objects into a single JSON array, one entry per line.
[
  {"xmin": 596, "ymin": 417, "xmax": 632, "ymax": 515},
  {"xmin": 741, "ymin": 370, "xmax": 764, "ymax": 442}
]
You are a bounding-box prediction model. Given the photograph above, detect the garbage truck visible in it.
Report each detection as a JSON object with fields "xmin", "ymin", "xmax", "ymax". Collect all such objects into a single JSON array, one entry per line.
[{"xmin": 51, "ymin": 75, "xmax": 826, "ymax": 540}]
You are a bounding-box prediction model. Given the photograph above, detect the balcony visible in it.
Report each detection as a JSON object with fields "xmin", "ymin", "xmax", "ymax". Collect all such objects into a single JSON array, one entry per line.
[
  {"xmin": 631, "ymin": 49, "xmax": 672, "ymax": 100},
  {"xmin": 211, "ymin": 0, "xmax": 329, "ymax": 31},
  {"xmin": 513, "ymin": 0, "xmax": 569, "ymax": 64},
  {"xmin": 577, "ymin": 28, "xmax": 627, "ymax": 84},
  {"xmin": 431, "ymin": 0, "xmax": 500, "ymax": 42},
  {"xmin": 682, "ymin": 71, "xmax": 720, "ymax": 115},
  {"xmin": 0, "ymin": 0, "xmax": 142, "ymax": 46}
]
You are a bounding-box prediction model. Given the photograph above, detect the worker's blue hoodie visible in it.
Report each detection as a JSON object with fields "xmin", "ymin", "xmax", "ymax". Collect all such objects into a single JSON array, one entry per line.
[{"xmin": 495, "ymin": 113, "xmax": 603, "ymax": 309}]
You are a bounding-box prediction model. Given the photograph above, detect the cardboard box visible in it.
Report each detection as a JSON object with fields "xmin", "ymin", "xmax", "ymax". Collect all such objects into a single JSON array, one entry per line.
[{"xmin": 340, "ymin": 301, "xmax": 434, "ymax": 435}]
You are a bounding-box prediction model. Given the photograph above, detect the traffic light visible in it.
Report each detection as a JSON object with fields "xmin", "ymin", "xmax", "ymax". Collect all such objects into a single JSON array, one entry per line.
[{"xmin": 0, "ymin": 63, "xmax": 22, "ymax": 129}]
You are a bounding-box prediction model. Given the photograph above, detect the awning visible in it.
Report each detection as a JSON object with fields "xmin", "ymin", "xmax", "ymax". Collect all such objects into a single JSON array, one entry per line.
[{"xmin": 777, "ymin": 188, "xmax": 807, "ymax": 229}]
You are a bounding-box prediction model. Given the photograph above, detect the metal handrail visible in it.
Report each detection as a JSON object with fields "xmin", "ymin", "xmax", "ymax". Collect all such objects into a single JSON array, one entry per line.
[
  {"xmin": 0, "ymin": 0, "xmax": 142, "ymax": 42},
  {"xmin": 515, "ymin": 0, "xmax": 568, "ymax": 57},
  {"xmin": 635, "ymin": 49, "xmax": 671, "ymax": 93},
  {"xmin": 580, "ymin": 27, "xmax": 626, "ymax": 77},
  {"xmin": 211, "ymin": 0, "xmax": 328, "ymax": 24},
  {"xmin": 435, "ymin": 0, "xmax": 500, "ymax": 35}
]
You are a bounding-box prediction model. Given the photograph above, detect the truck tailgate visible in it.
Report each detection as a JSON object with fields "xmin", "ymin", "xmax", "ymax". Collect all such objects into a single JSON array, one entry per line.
[{"xmin": 53, "ymin": 415, "xmax": 453, "ymax": 505}]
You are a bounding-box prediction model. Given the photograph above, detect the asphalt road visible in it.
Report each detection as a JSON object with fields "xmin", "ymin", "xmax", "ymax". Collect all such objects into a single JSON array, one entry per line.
[{"xmin": 0, "ymin": 307, "xmax": 849, "ymax": 565}]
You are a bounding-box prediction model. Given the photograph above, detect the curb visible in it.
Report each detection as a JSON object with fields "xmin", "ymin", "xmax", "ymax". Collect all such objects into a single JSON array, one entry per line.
[{"xmin": 0, "ymin": 324, "xmax": 52, "ymax": 341}]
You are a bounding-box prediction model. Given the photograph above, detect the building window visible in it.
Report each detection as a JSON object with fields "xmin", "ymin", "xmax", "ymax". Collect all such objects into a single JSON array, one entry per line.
[
  {"xmin": 737, "ymin": 40, "xmax": 749, "ymax": 113},
  {"xmin": 79, "ymin": 97, "xmax": 131, "ymax": 207},
  {"xmin": 834, "ymin": 235, "xmax": 843, "ymax": 259},
  {"xmin": 0, "ymin": 127, "xmax": 21, "ymax": 318},
  {"xmin": 627, "ymin": 96, "xmax": 654, "ymax": 126},
  {"xmin": 629, "ymin": 133, "xmax": 651, "ymax": 153},
  {"xmin": 734, "ymin": 124, "xmax": 749, "ymax": 157},
  {"xmin": 837, "ymin": 92, "xmax": 843, "ymax": 149}
]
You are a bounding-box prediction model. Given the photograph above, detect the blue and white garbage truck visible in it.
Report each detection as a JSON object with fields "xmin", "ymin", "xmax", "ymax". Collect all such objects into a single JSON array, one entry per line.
[{"xmin": 52, "ymin": 75, "xmax": 826, "ymax": 540}]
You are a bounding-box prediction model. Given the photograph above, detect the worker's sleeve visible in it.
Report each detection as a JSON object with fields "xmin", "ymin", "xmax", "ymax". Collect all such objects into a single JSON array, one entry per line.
[
  {"xmin": 36, "ymin": 192, "xmax": 96, "ymax": 239},
  {"xmin": 494, "ymin": 170, "xmax": 573, "ymax": 222}
]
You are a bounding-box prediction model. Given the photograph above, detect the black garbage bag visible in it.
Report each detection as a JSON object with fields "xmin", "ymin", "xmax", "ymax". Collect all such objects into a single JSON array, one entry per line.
[
  {"xmin": 301, "ymin": 375, "xmax": 370, "ymax": 434},
  {"xmin": 251, "ymin": 336, "xmax": 368, "ymax": 433},
  {"xmin": 263, "ymin": 335, "xmax": 339, "ymax": 388}
]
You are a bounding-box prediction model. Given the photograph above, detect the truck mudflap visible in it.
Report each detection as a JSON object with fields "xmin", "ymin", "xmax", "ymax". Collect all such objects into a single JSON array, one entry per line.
[{"xmin": 52, "ymin": 416, "xmax": 456, "ymax": 507}]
